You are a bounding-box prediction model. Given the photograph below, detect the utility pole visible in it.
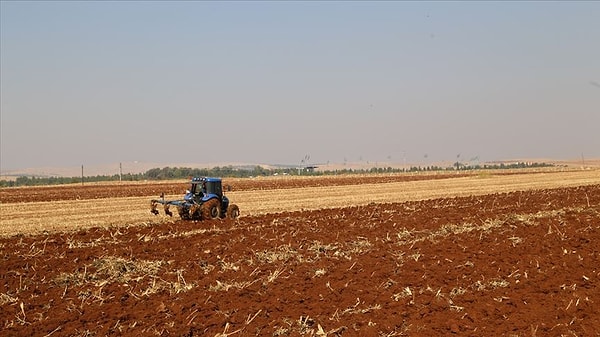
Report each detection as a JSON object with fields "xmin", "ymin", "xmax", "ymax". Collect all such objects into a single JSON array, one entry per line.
[
  {"xmin": 81, "ymin": 165, "xmax": 84, "ymax": 185},
  {"xmin": 119, "ymin": 162, "xmax": 123, "ymax": 182}
]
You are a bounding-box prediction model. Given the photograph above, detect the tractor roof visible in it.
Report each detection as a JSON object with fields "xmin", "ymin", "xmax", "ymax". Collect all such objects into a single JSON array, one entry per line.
[{"xmin": 191, "ymin": 177, "xmax": 221, "ymax": 183}]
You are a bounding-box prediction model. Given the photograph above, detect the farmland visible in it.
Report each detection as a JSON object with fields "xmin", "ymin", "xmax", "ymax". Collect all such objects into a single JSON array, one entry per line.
[{"xmin": 1, "ymin": 169, "xmax": 600, "ymax": 336}]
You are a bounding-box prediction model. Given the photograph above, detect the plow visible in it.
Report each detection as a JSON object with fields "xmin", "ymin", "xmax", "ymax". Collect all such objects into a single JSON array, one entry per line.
[{"xmin": 151, "ymin": 177, "xmax": 239, "ymax": 220}]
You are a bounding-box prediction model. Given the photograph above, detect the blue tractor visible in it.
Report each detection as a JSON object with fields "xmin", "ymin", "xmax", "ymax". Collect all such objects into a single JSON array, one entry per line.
[{"xmin": 150, "ymin": 177, "xmax": 240, "ymax": 220}]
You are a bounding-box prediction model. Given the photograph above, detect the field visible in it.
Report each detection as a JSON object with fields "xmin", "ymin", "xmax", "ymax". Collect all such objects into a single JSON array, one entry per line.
[{"xmin": 1, "ymin": 170, "xmax": 599, "ymax": 336}]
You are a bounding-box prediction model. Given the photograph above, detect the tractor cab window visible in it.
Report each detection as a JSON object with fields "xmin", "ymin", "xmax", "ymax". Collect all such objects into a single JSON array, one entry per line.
[
  {"xmin": 205, "ymin": 181, "xmax": 222, "ymax": 196},
  {"xmin": 190, "ymin": 182, "xmax": 204, "ymax": 196}
]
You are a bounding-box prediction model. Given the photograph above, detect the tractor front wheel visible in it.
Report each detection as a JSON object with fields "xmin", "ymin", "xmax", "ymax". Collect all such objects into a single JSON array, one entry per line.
[
  {"xmin": 228, "ymin": 204, "xmax": 240, "ymax": 219},
  {"xmin": 201, "ymin": 199, "xmax": 221, "ymax": 220}
]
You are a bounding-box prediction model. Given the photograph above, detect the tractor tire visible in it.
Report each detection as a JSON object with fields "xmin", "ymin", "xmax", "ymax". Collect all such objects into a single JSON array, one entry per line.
[
  {"xmin": 201, "ymin": 199, "xmax": 221, "ymax": 220},
  {"xmin": 228, "ymin": 204, "xmax": 240, "ymax": 219}
]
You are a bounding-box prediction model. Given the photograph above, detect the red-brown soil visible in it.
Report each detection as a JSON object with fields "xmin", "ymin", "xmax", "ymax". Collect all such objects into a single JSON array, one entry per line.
[{"xmin": 1, "ymin": 184, "xmax": 599, "ymax": 336}]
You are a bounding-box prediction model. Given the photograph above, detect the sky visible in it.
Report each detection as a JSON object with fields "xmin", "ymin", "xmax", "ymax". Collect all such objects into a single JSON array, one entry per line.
[{"xmin": 1, "ymin": 1, "xmax": 599, "ymax": 171}]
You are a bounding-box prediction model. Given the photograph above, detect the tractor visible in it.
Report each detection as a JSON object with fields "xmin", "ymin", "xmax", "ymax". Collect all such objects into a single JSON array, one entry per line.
[{"xmin": 150, "ymin": 177, "xmax": 240, "ymax": 220}]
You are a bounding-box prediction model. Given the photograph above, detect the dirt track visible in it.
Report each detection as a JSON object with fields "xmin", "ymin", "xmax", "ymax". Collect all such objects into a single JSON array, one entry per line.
[{"xmin": 1, "ymin": 171, "xmax": 600, "ymax": 336}]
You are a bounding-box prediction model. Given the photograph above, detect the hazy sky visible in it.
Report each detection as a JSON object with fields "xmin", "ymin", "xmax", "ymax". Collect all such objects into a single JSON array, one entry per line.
[{"xmin": 1, "ymin": 1, "xmax": 599, "ymax": 171}]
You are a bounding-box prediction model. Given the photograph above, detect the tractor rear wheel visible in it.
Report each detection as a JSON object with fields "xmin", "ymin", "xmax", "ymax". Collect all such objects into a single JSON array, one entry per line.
[
  {"xmin": 228, "ymin": 204, "xmax": 240, "ymax": 219},
  {"xmin": 201, "ymin": 199, "xmax": 221, "ymax": 220}
]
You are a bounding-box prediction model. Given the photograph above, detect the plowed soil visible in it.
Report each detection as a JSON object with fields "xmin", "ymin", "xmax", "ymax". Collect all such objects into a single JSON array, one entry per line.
[{"xmin": 1, "ymin": 173, "xmax": 600, "ymax": 336}]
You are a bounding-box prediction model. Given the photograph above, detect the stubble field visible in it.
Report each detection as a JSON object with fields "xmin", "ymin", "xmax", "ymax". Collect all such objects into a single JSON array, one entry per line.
[{"xmin": 1, "ymin": 170, "xmax": 599, "ymax": 336}]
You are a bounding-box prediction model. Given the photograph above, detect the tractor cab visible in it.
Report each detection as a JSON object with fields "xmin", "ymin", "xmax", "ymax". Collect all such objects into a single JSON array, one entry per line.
[
  {"xmin": 201, "ymin": 177, "xmax": 223, "ymax": 197},
  {"xmin": 185, "ymin": 177, "xmax": 223, "ymax": 203}
]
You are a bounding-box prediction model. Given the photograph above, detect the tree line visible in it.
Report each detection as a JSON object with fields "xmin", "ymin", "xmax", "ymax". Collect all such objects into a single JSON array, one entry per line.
[{"xmin": 0, "ymin": 162, "xmax": 554, "ymax": 187}]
